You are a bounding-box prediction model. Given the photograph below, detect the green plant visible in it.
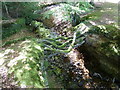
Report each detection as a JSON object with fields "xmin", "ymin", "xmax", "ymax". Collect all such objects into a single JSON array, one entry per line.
[
  {"xmin": 31, "ymin": 21, "xmax": 50, "ymax": 38},
  {"xmin": 4, "ymin": 20, "xmax": 85, "ymax": 88},
  {"xmin": 88, "ymin": 24, "xmax": 120, "ymax": 56},
  {"xmin": 2, "ymin": 18, "xmax": 26, "ymax": 39},
  {"xmin": 2, "ymin": 2, "xmax": 40, "ymax": 24},
  {"xmin": 8, "ymin": 39, "xmax": 47, "ymax": 88},
  {"xmin": 88, "ymin": 24, "xmax": 120, "ymax": 40},
  {"xmin": 2, "ymin": 36, "xmax": 33, "ymax": 47},
  {"xmin": 40, "ymin": 3, "xmax": 94, "ymax": 27}
]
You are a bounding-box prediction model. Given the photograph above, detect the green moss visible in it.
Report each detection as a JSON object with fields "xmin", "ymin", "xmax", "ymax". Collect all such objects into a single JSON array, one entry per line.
[
  {"xmin": 87, "ymin": 24, "xmax": 120, "ymax": 79},
  {"xmin": 86, "ymin": 10, "xmax": 102, "ymax": 20},
  {"xmin": 89, "ymin": 24, "xmax": 120, "ymax": 40}
]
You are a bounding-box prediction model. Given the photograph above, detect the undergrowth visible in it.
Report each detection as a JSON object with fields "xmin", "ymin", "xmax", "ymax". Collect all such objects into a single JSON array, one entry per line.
[
  {"xmin": 88, "ymin": 24, "xmax": 120, "ymax": 55},
  {"xmin": 8, "ymin": 39, "xmax": 47, "ymax": 88},
  {"xmin": 3, "ymin": 20, "xmax": 85, "ymax": 88},
  {"xmin": 30, "ymin": 21, "xmax": 50, "ymax": 38},
  {"xmin": 40, "ymin": 2, "xmax": 94, "ymax": 27},
  {"xmin": 2, "ymin": 18, "xmax": 26, "ymax": 40}
]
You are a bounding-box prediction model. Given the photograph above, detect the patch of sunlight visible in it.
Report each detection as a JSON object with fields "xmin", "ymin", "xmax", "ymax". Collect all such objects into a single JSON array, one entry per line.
[
  {"xmin": 75, "ymin": 23, "xmax": 90, "ymax": 34},
  {"xmin": 106, "ymin": 8, "xmax": 112, "ymax": 10},
  {"xmin": 50, "ymin": 6, "xmax": 68, "ymax": 22},
  {"xmin": 100, "ymin": 10, "xmax": 105, "ymax": 12},
  {"xmin": 39, "ymin": 71, "xmax": 42, "ymax": 75},
  {"xmin": 98, "ymin": 25, "xmax": 106, "ymax": 30},
  {"xmin": 18, "ymin": 69, "xmax": 23, "ymax": 73},
  {"xmin": 24, "ymin": 64, "xmax": 31, "ymax": 70},
  {"xmin": 89, "ymin": 21, "xmax": 97, "ymax": 25},
  {"xmin": 40, "ymin": 76, "xmax": 44, "ymax": 82},
  {"xmin": 105, "ymin": 18, "xmax": 109, "ymax": 21},
  {"xmin": 113, "ymin": 24, "xmax": 119, "ymax": 29},
  {"xmin": 29, "ymin": 57, "xmax": 34, "ymax": 61},
  {"xmin": 21, "ymin": 83, "xmax": 27, "ymax": 88},
  {"xmin": 0, "ymin": 58, "xmax": 5, "ymax": 65},
  {"xmin": 20, "ymin": 40, "xmax": 31, "ymax": 45},
  {"xmin": 108, "ymin": 21, "xmax": 115, "ymax": 24},
  {"xmin": 0, "ymin": 49, "xmax": 16, "ymax": 64},
  {"xmin": 34, "ymin": 45, "xmax": 43, "ymax": 51},
  {"xmin": 0, "ymin": 53, "xmax": 5, "ymax": 58},
  {"xmin": 7, "ymin": 54, "xmax": 27, "ymax": 67},
  {"xmin": 4, "ymin": 49, "xmax": 15, "ymax": 55},
  {"xmin": 11, "ymin": 43, "xmax": 15, "ymax": 46},
  {"xmin": 1, "ymin": 56, "xmax": 8, "ymax": 60},
  {"xmin": 51, "ymin": 6, "xmax": 60, "ymax": 13},
  {"xmin": 105, "ymin": 0, "xmax": 119, "ymax": 3},
  {"xmin": 112, "ymin": 46, "xmax": 119, "ymax": 54},
  {"xmin": 22, "ymin": 46, "xmax": 31, "ymax": 51},
  {"xmin": 7, "ymin": 59, "xmax": 18, "ymax": 67}
]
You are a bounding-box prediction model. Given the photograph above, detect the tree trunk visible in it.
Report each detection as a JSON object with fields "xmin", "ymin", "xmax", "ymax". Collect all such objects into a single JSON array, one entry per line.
[{"xmin": 3, "ymin": 2, "xmax": 11, "ymax": 19}]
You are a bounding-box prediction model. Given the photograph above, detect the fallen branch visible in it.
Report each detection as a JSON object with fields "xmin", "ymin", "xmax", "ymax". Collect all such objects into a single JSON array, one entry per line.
[{"xmin": 1, "ymin": 19, "xmax": 17, "ymax": 26}]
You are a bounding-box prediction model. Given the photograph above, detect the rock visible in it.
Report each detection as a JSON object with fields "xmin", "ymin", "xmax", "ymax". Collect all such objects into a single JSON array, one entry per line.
[{"xmin": 78, "ymin": 32, "xmax": 120, "ymax": 81}]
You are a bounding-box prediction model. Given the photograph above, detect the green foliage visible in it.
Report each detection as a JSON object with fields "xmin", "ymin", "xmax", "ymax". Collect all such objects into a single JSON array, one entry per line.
[
  {"xmin": 41, "ymin": 3, "xmax": 94, "ymax": 27},
  {"xmin": 88, "ymin": 24, "xmax": 120, "ymax": 56},
  {"xmin": 18, "ymin": 2, "xmax": 40, "ymax": 24},
  {"xmin": 8, "ymin": 39, "xmax": 47, "ymax": 88},
  {"xmin": 2, "ymin": 2, "xmax": 40, "ymax": 24},
  {"xmin": 31, "ymin": 20, "xmax": 44, "ymax": 28},
  {"xmin": 2, "ymin": 18, "xmax": 26, "ymax": 39},
  {"xmin": 68, "ymin": 2, "xmax": 94, "ymax": 11},
  {"xmin": 42, "ymin": 11, "xmax": 54, "ymax": 19},
  {"xmin": 37, "ymin": 27, "xmax": 50, "ymax": 38},
  {"xmin": 61, "ymin": 2, "xmax": 94, "ymax": 25},
  {"xmin": 31, "ymin": 21, "xmax": 50, "ymax": 38},
  {"xmin": 88, "ymin": 24, "xmax": 120, "ymax": 40},
  {"xmin": 4, "ymin": 20, "xmax": 85, "ymax": 88},
  {"xmin": 85, "ymin": 10, "xmax": 102, "ymax": 20},
  {"xmin": 2, "ymin": 36, "xmax": 33, "ymax": 47}
]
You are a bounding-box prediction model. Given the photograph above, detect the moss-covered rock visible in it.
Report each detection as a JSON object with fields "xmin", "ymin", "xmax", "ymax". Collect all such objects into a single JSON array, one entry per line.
[{"xmin": 79, "ymin": 24, "xmax": 120, "ymax": 80}]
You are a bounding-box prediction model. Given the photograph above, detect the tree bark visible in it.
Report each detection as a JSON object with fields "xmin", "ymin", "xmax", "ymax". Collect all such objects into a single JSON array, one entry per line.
[{"xmin": 3, "ymin": 2, "xmax": 11, "ymax": 19}]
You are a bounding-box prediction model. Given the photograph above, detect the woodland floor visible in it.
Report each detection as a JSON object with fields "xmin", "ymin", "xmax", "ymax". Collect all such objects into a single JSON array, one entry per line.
[
  {"xmin": 86, "ymin": 3, "xmax": 118, "ymax": 26},
  {"xmin": 0, "ymin": 2, "xmax": 119, "ymax": 88}
]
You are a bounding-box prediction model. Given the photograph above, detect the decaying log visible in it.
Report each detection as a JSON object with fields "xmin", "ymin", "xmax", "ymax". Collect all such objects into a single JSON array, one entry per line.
[
  {"xmin": 63, "ymin": 48, "xmax": 92, "ymax": 88},
  {"xmin": 1, "ymin": 19, "xmax": 17, "ymax": 26}
]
